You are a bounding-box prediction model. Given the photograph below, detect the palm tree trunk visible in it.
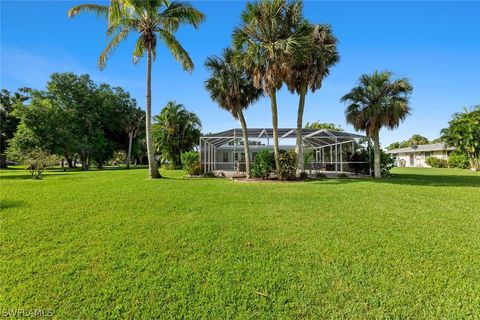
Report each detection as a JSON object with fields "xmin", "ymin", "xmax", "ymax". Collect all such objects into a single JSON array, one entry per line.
[
  {"xmin": 269, "ymin": 90, "xmax": 281, "ymax": 178},
  {"xmin": 146, "ymin": 48, "xmax": 160, "ymax": 179},
  {"xmin": 238, "ymin": 109, "xmax": 251, "ymax": 179},
  {"xmin": 373, "ymin": 130, "xmax": 381, "ymax": 178},
  {"xmin": 126, "ymin": 131, "xmax": 133, "ymax": 169},
  {"xmin": 296, "ymin": 85, "xmax": 307, "ymax": 173}
]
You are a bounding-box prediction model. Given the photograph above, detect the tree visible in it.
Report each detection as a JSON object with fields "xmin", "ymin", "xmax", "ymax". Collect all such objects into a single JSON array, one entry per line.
[
  {"xmin": 8, "ymin": 73, "xmax": 139, "ymax": 170},
  {"xmin": 387, "ymin": 134, "xmax": 430, "ymax": 150},
  {"xmin": 47, "ymin": 73, "xmax": 102, "ymax": 170},
  {"xmin": 22, "ymin": 148, "xmax": 58, "ymax": 180},
  {"xmin": 204, "ymin": 48, "xmax": 263, "ymax": 178},
  {"xmin": 304, "ymin": 122, "xmax": 343, "ymax": 131},
  {"xmin": 441, "ymin": 105, "xmax": 480, "ymax": 170},
  {"xmin": 0, "ymin": 89, "xmax": 29, "ymax": 168},
  {"xmin": 153, "ymin": 101, "xmax": 201, "ymax": 168},
  {"xmin": 285, "ymin": 23, "xmax": 339, "ymax": 172},
  {"xmin": 409, "ymin": 134, "xmax": 429, "ymax": 146},
  {"xmin": 233, "ymin": 0, "xmax": 311, "ymax": 178},
  {"xmin": 7, "ymin": 90, "xmax": 72, "ymax": 166},
  {"xmin": 341, "ymin": 71, "xmax": 412, "ymax": 178},
  {"xmin": 123, "ymin": 107, "xmax": 145, "ymax": 169},
  {"xmin": 68, "ymin": 0, "xmax": 205, "ymax": 178}
]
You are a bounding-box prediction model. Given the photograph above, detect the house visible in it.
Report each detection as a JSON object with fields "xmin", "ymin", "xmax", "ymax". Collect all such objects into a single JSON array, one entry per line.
[
  {"xmin": 199, "ymin": 128, "xmax": 367, "ymax": 175},
  {"xmin": 386, "ymin": 143, "xmax": 455, "ymax": 167}
]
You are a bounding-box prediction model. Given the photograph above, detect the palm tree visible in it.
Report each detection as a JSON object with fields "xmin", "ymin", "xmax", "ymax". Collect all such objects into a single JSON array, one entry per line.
[
  {"xmin": 205, "ymin": 48, "xmax": 263, "ymax": 178},
  {"xmin": 153, "ymin": 101, "xmax": 201, "ymax": 168},
  {"xmin": 68, "ymin": 0, "xmax": 205, "ymax": 178},
  {"xmin": 232, "ymin": 0, "xmax": 310, "ymax": 178},
  {"xmin": 341, "ymin": 71, "xmax": 413, "ymax": 178},
  {"xmin": 285, "ymin": 23, "xmax": 339, "ymax": 172},
  {"xmin": 124, "ymin": 107, "xmax": 145, "ymax": 169}
]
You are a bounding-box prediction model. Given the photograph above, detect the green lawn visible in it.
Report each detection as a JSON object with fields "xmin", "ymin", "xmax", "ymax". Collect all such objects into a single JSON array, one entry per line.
[{"xmin": 1, "ymin": 167, "xmax": 479, "ymax": 318}]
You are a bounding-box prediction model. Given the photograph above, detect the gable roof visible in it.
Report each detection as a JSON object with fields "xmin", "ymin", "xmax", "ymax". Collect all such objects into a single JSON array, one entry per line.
[{"xmin": 386, "ymin": 143, "xmax": 455, "ymax": 154}]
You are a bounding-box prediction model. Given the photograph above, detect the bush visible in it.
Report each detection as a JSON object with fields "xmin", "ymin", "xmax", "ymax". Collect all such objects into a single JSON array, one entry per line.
[
  {"xmin": 299, "ymin": 171, "xmax": 308, "ymax": 180},
  {"xmin": 316, "ymin": 172, "xmax": 327, "ymax": 179},
  {"xmin": 426, "ymin": 156, "xmax": 448, "ymax": 168},
  {"xmin": 353, "ymin": 147, "xmax": 394, "ymax": 177},
  {"xmin": 22, "ymin": 148, "xmax": 58, "ymax": 179},
  {"xmin": 203, "ymin": 171, "xmax": 215, "ymax": 178},
  {"xmin": 448, "ymin": 153, "xmax": 469, "ymax": 169},
  {"xmin": 278, "ymin": 150, "xmax": 297, "ymax": 181},
  {"xmin": 349, "ymin": 152, "xmax": 369, "ymax": 175},
  {"xmin": 181, "ymin": 151, "xmax": 201, "ymax": 176},
  {"xmin": 251, "ymin": 149, "xmax": 274, "ymax": 179},
  {"xmin": 378, "ymin": 151, "xmax": 395, "ymax": 176},
  {"xmin": 337, "ymin": 173, "xmax": 349, "ymax": 179}
]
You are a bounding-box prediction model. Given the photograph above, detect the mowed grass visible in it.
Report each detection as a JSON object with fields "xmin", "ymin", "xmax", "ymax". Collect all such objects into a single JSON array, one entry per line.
[{"xmin": 1, "ymin": 167, "xmax": 479, "ymax": 319}]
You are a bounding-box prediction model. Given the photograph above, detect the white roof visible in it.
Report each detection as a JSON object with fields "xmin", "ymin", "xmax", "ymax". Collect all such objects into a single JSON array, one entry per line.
[{"xmin": 387, "ymin": 143, "xmax": 455, "ymax": 154}]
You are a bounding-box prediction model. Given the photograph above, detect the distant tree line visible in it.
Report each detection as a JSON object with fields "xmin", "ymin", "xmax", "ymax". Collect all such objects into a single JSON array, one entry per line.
[
  {"xmin": 386, "ymin": 134, "xmax": 441, "ymax": 150},
  {"xmin": 3, "ymin": 73, "xmax": 146, "ymax": 170},
  {"xmin": 1, "ymin": 72, "xmax": 201, "ymax": 171}
]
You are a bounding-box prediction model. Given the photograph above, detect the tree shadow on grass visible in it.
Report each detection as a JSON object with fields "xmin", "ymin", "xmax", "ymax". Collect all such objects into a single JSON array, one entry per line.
[
  {"xmin": 381, "ymin": 173, "xmax": 480, "ymax": 187},
  {"xmin": 0, "ymin": 173, "xmax": 73, "ymax": 180},
  {"xmin": 303, "ymin": 173, "xmax": 480, "ymax": 187},
  {"xmin": 0, "ymin": 200, "xmax": 25, "ymax": 211}
]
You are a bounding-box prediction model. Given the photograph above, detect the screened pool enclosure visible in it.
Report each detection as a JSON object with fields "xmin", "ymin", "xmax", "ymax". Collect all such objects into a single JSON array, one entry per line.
[{"xmin": 199, "ymin": 128, "xmax": 370, "ymax": 175}]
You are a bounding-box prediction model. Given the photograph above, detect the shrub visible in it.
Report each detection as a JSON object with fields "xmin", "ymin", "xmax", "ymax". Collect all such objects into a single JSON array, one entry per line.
[
  {"xmin": 316, "ymin": 172, "xmax": 327, "ymax": 179},
  {"xmin": 203, "ymin": 171, "xmax": 215, "ymax": 178},
  {"xmin": 278, "ymin": 150, "xmax": 297, "ymax": 181},
  {"xmin": 354, "ymin": 147, "xmax": 394, "ymax": 177},
  {"xmin": 426, "ymin": 156, "xmax": 448, "ymax": 168},
  {"xmin": 181, "ymin": 151, "xmax": 201, "ymax": 176},
  {"xmin": 22, "ymin": 148, "xmax": 58, "ymax": 179},
  {"xmin": 337, "ymin": 173, "xmax": 349, "ymax": 179},
  {"xmin": 299, "ymin": 171, "xmax": 308, "ymax": 180},
  {"xmin": 448, "ymin": 153, "xmax": 470, "ymax": 169},
  {"xmin": 251, "ymin": 149, "xmax": 274, "ymax": 179},
  {"xmin": 378, "ymin": 151, "xmax": 395, "ymax": 176},
  {"xmin": 349, "ymin": 152, "xmax": 369, "ymax": 175}
]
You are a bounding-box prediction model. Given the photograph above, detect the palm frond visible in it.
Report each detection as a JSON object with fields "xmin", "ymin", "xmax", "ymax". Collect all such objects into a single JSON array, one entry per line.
[
  {"xmin": 157, "ymin": 29, "xmax": 194, "ymax": 71},
  {"xmin": 68, "ymin": 4, "xmax": 109, "ymax": 17},
  {"xmin": 162, "ymin": 1, "xmax": 206, "ymax": 30},
  {"xmin": 98, "ymin": 28, "xmax": 129, "ymax": 70},
  {"xmin": 132, "ymin": 37, "xmax": 146, "ymax": 64}
]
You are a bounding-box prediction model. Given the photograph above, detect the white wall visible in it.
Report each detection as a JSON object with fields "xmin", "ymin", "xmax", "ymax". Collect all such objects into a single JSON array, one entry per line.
[{"xmin": 393, "ymin": 151, "xmax": 449, "ymax": 167}]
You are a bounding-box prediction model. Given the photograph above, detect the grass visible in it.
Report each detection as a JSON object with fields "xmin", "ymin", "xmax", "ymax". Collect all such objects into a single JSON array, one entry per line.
[{"xmin": 1, "ymin": 167, "xmax": 479, "ymax": 318}]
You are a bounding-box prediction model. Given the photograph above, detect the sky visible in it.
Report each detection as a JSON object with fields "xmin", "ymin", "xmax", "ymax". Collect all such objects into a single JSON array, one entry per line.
[{"xmin": 1, "ymin": 1, "xmax": 479, "ymax": 147}]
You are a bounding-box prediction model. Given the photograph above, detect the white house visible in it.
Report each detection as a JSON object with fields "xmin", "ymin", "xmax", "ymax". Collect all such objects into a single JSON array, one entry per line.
[{"xmin": 386, "ymin": 143, "xmax": 455, "ymax": 167}]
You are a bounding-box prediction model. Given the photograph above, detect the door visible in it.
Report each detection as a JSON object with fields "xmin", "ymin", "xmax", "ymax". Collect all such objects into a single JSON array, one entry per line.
[{"xmin": 409, "ymin": 154, "xmax": 414, "ymax": 166}]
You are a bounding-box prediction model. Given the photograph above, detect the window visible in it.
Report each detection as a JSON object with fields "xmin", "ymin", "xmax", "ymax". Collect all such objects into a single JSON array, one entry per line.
[
  {"xmin": 240, "ymin": 153, "xmax": 245, "ymax": 161},
  {"xmin": 425, "ymin": 152, "xmax": 432, "ymax": 157},
  {"xmin": 234, "ymin": 153, "xmax": 238, "ymax": 161},
  {"xmin": 223, "ymin": 152, "xmax": 228, "ymax": 163},
  {"xmin": 252, "ymin": 152, "xmax": 257, "ymax": 160}
]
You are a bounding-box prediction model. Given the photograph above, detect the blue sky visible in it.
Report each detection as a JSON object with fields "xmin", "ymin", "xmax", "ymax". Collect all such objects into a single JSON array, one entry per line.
[{"xmin": 1, "ymin": 1, "xmax": 479, "ymax": 146}]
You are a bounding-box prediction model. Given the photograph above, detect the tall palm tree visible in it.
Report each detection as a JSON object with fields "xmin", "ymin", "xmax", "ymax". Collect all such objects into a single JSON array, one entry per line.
[
  {"xmin": 285, "ymin": 23, "xmax": 339, "ymax": 172},
  {"xmin": 232, "ymin": 0, "xmax": 310, "ymax": 178},
  {"xmin": 68, "ymin": 0, "xmax": 205, "ymax": 178},
  {"xmin": 205, "ymin": 48, "xmax": 263, "ymax": 178},
  {"xmin": 341, "ymin": 71, "xmax": 412, "ymax": 178},
  {"xmin": 153, "ymin": 101, "xmax": 201, "ymax": 168}
]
